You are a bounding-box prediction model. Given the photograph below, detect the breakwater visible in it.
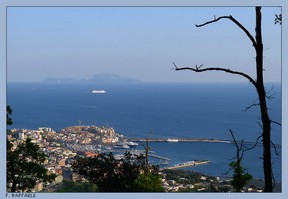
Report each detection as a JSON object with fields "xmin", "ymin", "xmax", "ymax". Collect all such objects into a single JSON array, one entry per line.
[
  {"xmin": 128, "ymin": 138, "xmax": 281, "ymax": 148},
  {"xmin": 129, "ymin": 137, "xmax": 231, "ymax": 144},
  {"xmin": 165, "ymin": 160, "xmax": 211, "ymax": 170}
]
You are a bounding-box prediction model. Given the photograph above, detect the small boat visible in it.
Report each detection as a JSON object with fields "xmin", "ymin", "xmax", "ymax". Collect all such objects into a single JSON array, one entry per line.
[
  {"xmin": 92, "ymin": 90, "xmax": 106, "ymax": 94},
  {"xmin": 160, "ymin": 160, "xmax": 169, "ymax": 165},
  {"xmin": 122, "ymin": 144, "xmax": 130, "ymax": 149},
  {"xmin": 126, "ymin": 141, "xmax": 138, "ymax": 147},
  {"xmin": 114, "ymin": 144, "xmax": 130, "ymax": 149}
]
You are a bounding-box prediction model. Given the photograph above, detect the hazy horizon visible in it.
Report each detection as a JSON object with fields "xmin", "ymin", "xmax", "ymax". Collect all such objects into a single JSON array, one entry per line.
[
  {"xmin": 7, "ymin": 72, "xmax": 282, "ymax": 84},
  {"xmin": 7, "ymin": 7, "xmax": 281, "ymax": 83}
]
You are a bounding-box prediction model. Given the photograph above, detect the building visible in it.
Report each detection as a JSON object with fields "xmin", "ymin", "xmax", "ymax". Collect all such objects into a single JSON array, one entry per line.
[{"xmin": 19, "ymin": 132, "xmax": 25, "ymax": 140}]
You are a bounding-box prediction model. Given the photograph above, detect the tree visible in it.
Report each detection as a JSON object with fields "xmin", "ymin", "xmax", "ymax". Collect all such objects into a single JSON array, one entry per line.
[
  {"xmin": 7, "ymin": 138, "xmax": 56, "ymax": 192},
  {"xmin": 72, "ymin": 152, "xmax": 148, "ymax": 192},
  {"xmin": 7, "ymin": 106, "xmax": 13, "ymax": 126},
  {"xmin": 6, "ymin": 106, "xmax": 56, "ymax": 192},
  {"xmin": 57, "ymin": 180, "xmax": 98, "ymax": 192},
  {"xmin": 133, "ymin": 173, "xmax": 164, "ymax": 192},
  {"xmin": 228, "ymin": 130, "xmax": 252, "ymax": 192},
  {"xmin": 141, "ymin": 138, "xmax": 151, "ymax": 174},
  {"xmin": 173, "ymin": 7, "xmax": 279, "ymax": 192}
]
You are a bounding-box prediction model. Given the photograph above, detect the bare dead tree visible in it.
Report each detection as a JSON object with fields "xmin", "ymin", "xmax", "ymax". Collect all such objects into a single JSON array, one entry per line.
[
  {"xmin": 141, "ymin": 138, "xmax": 150, "ymax": 174},
  {"xmin": 228, "ymin": 129, "xmax": 252, "ymax": 192},
  {"xmin": 174, "ymin": 7, "xmax": 280, "ymax": 192},
  {"xmin": 141, "ymin": 131, "xmax": 152, "ymax": 174}
]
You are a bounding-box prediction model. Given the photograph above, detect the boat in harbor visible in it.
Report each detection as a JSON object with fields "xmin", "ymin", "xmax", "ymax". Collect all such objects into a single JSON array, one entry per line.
[
  {"xmin": 105, "ymin": 146, "xmax": 112, "ymax": 150},
  {"xmin": 92, "ymin": 90, "xmax": 106, "ymax": 94},
  {"xmin": 125, "ymin": 141, "xmax": 138, "ymax": 147},
  {"xmin": 114, "ymin": 143, "xmax": 130, "ymax": 149},
  {"xmin": 160, "ymin": 160, "xmax": 169, "ymax": 166}
]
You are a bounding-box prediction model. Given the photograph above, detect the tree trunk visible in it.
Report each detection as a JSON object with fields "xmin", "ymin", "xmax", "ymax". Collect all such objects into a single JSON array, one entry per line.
[
  {"xmin": 255, "ymin": 7, "xmax": 273, "ymax": 192},
  {"xmin": 174, "ymin": 7, "xmax": 275, "ymax": 192}
]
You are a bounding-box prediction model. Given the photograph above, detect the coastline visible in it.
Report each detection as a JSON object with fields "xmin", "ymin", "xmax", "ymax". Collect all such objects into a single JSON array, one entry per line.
[{"xmin": 7, "ymin": 125, "xmax": 282, "ymax": 191}]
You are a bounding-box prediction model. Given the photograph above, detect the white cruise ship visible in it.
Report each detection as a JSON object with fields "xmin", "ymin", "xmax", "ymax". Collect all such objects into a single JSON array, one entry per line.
[{"xmin": 92, "ymin": 90, "xmax": 106, "ymax": 94}]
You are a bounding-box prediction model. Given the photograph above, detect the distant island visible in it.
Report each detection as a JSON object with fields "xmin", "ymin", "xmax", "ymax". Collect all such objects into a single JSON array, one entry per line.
[{"xmin": 42, "ymin": 73, "xmax": 142, "ymax": 84}]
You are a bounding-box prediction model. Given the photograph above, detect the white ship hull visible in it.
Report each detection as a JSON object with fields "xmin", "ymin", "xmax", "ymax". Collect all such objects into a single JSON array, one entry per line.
[{"xmin": 92, "ymin": 90, "xmax": 106, "ymax": 94}]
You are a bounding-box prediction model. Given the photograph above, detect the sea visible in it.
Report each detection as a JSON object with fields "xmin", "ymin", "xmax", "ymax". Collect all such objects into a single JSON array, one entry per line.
[{"xmin": 6, "ymin": 82, "xmax": 282, "ymax": 182}]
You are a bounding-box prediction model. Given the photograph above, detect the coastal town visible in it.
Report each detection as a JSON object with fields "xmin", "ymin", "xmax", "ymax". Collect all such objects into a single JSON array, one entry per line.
[{"xmin": 7, "ymin": 125, "xmax": 269, "ymax": 192}]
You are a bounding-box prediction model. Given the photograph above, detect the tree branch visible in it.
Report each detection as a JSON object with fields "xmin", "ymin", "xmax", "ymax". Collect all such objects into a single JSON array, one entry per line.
[
  {"xmin": 265, "ymin": 85, "xmax": 276, "ymax": 100},
  {"xmin": 196, "ymin": 15, "xmax": 257, "ymax": 49},
  {"xmin": 270, "ymin": 140, "xmax": 280, "ymax": 156},
  {"xmin": 244, "ymin": 135, "xmax": 262, "ymax": 151},
  {"xmin": 257, "ymin": 121, "xmax": 263, "ymax": 129},
  {"xmin": 270, "ymin": 120, "xmax": 281, "ymax": 126},
  {"xmin": 229, "ymin": 129, "xmax": 244, "ymax": 160},
  {"xmin": 243, "ymin": 102, "xmax": 260, "ymax": 112},
  {"xmin": 173, "ymin": 62, "xmax": 257, "ymax": 87}
]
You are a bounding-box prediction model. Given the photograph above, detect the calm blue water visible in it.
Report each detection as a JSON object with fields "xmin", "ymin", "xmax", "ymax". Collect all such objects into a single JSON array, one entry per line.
[{"xmin": 7, "ymin": 82, "xmax": 282, "ymax": 182}]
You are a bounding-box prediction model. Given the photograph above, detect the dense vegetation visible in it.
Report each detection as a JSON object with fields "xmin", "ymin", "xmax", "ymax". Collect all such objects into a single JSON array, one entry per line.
[
  {"xmin": 6, "ymin": 106, "xmax": 56, "ymax": 192},
  {"xmin": 162, "ymin": 169, "xmax": 202, "ymax": 184},
  {"xmin": 133, "ymin": 173, "xmax": 164, "ymax": 192},
  {"xmin": 72, "ymin": 152, "xmax": 164, "ymax": 192},
  {"xmin": 57, "ymin": 180, "xmax": 98, "ymax": 192}
]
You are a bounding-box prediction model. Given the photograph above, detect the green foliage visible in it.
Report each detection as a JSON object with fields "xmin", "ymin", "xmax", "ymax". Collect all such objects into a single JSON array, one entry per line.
[
  {"xmin": 7, "ymin": 105, "xmax": 13, "ymax": 125},
  {"xmin": 6, "ymin": 105, "xmax": 56, "ymax": 192},
  {"xmin": 58, "ymin": 180, "xmax": 98, "ymax": 192},
  {"xmin": 163, "ymin": 169, "xmax": 202, "ymax": 184},
  {"xmin": 72, "ymin": 152, "xmax": 160, "ymax": 192},
  {"xmin": 133, "ymin": 173, "xmax": 164, "ymax": 192},
  {"xmin": 228, "ymin": 130, "xmax": 253, "ymax": 192},
  {"xmin": 229, "ymin": 161, "xmax": 252, "ymax": 192},
  {"xmin": 72, "ymin": 152, "xmax": 150, "ymax": 192},
  {"xmin": 7, "ymin": 138, "xmax": 56, "ymax": 192}
]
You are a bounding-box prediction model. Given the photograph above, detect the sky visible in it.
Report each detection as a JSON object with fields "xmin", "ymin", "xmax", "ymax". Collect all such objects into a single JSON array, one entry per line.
[{"xmin": 7, "ymin": 6, "xmax": 282, "ymax": 83}]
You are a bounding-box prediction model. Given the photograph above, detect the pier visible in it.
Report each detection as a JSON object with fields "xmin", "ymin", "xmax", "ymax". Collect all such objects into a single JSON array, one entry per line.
[
  {"xmin": 165, "ymin": 160, "xmax": 211, "ymax": 170},
  {"xmin": 128, "ymin": 138, "xmax": 282, "ymax": 148},
  {"xmin": 129, "ymin": 137, "xmax": 231, "ymax": 144},
  {"xmin": 149, "ymin": 154, "xmax": 171, "ymax": 161}
]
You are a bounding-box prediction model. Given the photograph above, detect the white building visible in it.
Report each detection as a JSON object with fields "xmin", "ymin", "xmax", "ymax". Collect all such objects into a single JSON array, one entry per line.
[{"xmin": 19, "ymin": 132, "xmax": 25, "ymax": 140}]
